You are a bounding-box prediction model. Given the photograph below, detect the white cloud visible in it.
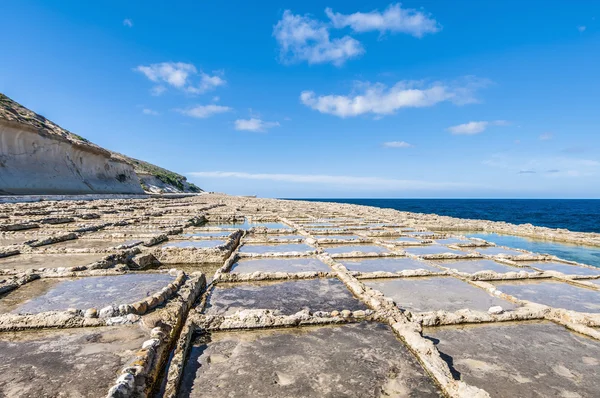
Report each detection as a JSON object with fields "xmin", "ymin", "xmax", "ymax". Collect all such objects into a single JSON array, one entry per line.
[
  {"xmin": 188, "ymin": 171, "xmax": 474, "ymax": 190},
  {"xmin": 301, "ymin": 77, "xmax": 490, "ymax": 118},
  {"xmin": 134, "ymin": 62, "xmax": 226, "ymax": 95},
  {"xmin": 123, "ymin": 19, "xmax": 133, "ymax": 28},
  {"xmin": 325, "ymin": 3, "xmax": 441, "ymax": 37},
  {"xmin": 383, "ymin": 141, "xmax": 413, "ymax": 148},
  {"xmin": 578, "ymin": 25, "xmax": 586, "ymax": 32},
  {"xmin": 539, "ymin": 133, "xmax": 553, "ymax": 141},
  {"xmin": 448, "ymin": 120, "xmax": 509, "ymax": 135},
  {"xmin": 273, "ymin": 10, "xmax": 364, "ymax": 66},
  {"xmin": 234, "ymin": 118, "xmax": 280, "ymax": 132},
  {"xmin": 142, "ymin": 108, "xmax": 159, "ymax": 116},
  {"xmin": 176, "ymin": 105, "xmax": 232, "ymax": 119}
]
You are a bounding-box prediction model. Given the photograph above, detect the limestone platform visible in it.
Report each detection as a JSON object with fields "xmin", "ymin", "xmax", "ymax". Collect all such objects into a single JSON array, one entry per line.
[{"xmin": 1, "ymin": 193, "xmax": 599, "ymax": 397}]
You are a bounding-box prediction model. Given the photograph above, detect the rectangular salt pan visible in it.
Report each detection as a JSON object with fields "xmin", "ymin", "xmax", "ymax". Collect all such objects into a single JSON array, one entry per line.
[
  {"xmin": 364, "ymin": 277, "xmax": 516, "ymax": 313},
  {"xmin": 179, "ymin": 322, "xmax": 442, "ymax": 398},
  {"xmin": 425, "ymin": 322, "xmax": 600, "ymax": 398}
]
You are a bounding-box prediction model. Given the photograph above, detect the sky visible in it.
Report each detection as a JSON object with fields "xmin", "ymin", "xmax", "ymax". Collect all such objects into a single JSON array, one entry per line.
[{"xmin": 1, "ymin": 1, "xmax": 599, "ymax": 198}]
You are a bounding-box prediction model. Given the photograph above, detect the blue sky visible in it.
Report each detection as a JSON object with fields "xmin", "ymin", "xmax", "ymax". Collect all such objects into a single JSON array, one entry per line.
[{"xmin": 1, "ymin": 1, "xmax": 599, "ymax": 198}]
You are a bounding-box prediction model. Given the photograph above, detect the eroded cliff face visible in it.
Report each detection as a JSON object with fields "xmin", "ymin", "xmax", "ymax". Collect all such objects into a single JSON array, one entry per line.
[
  {"xmin": 0, "ymin": 120, "xmax": 144, "ymax": 195},
  {"xmin": 0, "ymin": 93, "xmax": 205, "ymax": 195}
]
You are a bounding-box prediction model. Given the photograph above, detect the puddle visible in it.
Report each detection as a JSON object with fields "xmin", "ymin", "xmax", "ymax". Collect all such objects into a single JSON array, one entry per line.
[
  {"xmin": 433, "ymin": 259, "xmax": 534, "ymax": 274},
  {"xmin": 0, "ymin": 273, "xmax": 174, "ymax": 314},
  {"xmin": 521, "ymin": 261, "xmax": 600, "ymax": 276},
  {"xmin": 239, "ymin": 243, "xmax": 314, "ymax": 254},
  {"xmin": 403, "ymin": 245, "xmax": 465, "ymax": 256},
  {"xmin": 465, "ymin": 232, "xmax": 600, "ymax": 268},
  {"xmin": 324, "ymin": 245, "xmax": 389, "ymax": 255},
  {"xmin": 230, "ymin": 257, "xmax": 330, "ymax": 273},
  {"xmin": 425, "ymin": 322, "xmax": 600, "ymax": 398},
  {"xmin": 204, "ymin": 278, "xmax": 367, "ymax": 316},
  {"xmin": 364, "ymin": 277, "xmax": 516, "ymax": 313},
  {"xmin": 492, "ymin": 279, "xmax": 600, "ymax": 313},
  {"xmin": 341, "ymin": 257, "xmax": 439, "ymax": 273},
  {"xmin": 161, "ymin": 240, "xmax": 226, "ymax": 249},
  {"xmin": 0, "ymin": 325, "xmax": 147, "ymax": 397},
  {"xmin": 179, "ymin": 322, "xmax": 441, "ymax": 398},
  {"xmin": 0, "ymin": 253, "xmax": 107, "ymax": 271}
]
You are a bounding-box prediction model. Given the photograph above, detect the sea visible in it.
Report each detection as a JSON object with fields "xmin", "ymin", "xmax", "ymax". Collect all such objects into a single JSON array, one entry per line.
[{"xmin": 295, "ymin": 199, "xmax": 600, "ymax": 234}]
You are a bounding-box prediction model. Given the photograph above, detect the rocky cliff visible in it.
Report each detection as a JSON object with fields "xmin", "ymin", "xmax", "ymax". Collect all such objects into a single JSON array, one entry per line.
[{"xmin": 0, "ymin": 93, "xmax": 201, "ymax": 195}]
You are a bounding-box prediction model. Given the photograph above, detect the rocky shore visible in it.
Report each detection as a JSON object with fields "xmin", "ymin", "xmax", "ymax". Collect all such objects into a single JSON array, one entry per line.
[{"xmin": 0, "ymin": 193, "xmax": 599, "ymax": 397}]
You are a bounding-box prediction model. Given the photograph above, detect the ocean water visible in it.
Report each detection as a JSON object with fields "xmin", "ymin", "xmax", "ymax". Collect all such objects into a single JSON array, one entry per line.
[{"xmin": 296, "ymin": 199, "xmax": 600, "ymax": 233}]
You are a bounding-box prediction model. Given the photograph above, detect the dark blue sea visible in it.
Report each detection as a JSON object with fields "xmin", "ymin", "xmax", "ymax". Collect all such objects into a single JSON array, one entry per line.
[{"xmin": 292, "ymin": 199, "xmax": 600, "ymax": 234}]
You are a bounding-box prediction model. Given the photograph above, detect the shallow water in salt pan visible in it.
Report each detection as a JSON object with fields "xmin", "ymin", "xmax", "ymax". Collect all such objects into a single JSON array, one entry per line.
[
  {"xmin": 0, "ymin": 273, "xmax": 174, "ymax": 314},
  {"xmin": 465, "ymin": 232, "xmax": 600, "ymax": 268},
  {"xmin": 230, "ymin": 257, "xmax": 329, "ymax": 273}
]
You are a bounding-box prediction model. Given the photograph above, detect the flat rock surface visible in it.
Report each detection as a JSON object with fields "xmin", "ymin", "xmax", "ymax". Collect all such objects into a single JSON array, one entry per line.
[
  {"xmin": 365, "ymin": 276, "xmax": 517, "ymax": 313},
  {"xmin": 204, "ymin": 278, "xmax": 367, "ymax": 316},
  {"xmin": 492, "ymin": 279, "xmax": 600, "ymax": 313},
  {"xmin": 0, "ymin": 325, "xmax": 147, "ymax": 397},
  {"xmin": 179, "ymin": 322, "xmax": 442, "ymax": 398},
  {"xmin": 0, "ymin": 253, "xmax": 107, "ymax": 270},
  {"xmin": 425, "ymin": 321, "xmax": 600, "ymax": 398}
]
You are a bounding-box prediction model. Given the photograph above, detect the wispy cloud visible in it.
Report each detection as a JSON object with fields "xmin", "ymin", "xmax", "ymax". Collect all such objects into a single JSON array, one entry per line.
[
  {"xmin": 123, "ymin": 19, "xmax": 133, "ymax": 28},
  {"xmin": 301, "ymin": 77, "xmax": 490, "ymax": 118},
  {"xmin": 134, "ymin": 62, "xmax": 226, "ymax": 95},
  {"xmin": 176, "ymin": 105, "xmax": 232, "ymax": 118},
  {"xmin": 484, "ymin": 154, "xmax": 599, "ymax": 178},
  {"xmin": 325, "ymin": 3, "xmax": 441, "ymax": 37},
  {"xmin": 383, "ymin": 141, "xmax": 413, "ymax": 148},
  {"xmin": 578, "ymin": 25, "xmax": 586, "ymax": 32},
  {"xmin": 142, "ymin": 108, "xmax": 159, "ymax": 116},
  {"xmin": 539, "ymin": 133, "xmax": 553, "ymax": 141},
  {"xmin": 561, "ymin": 146, "xmax": 585, "ymax": 154},
  {"xmin": 448, "ymin": 120, "xmax": 508, "ymax": 135},
  {"xmin": 234, "ymin": 118, "xmax": 280, "ymax": 132},
  {"xmin": 273, "ymin": 10, "xmax": 364, "ymax": 66},
  {"xmin": 188, "ymin": 171, "xmax": 476, "ymax": 190}
]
